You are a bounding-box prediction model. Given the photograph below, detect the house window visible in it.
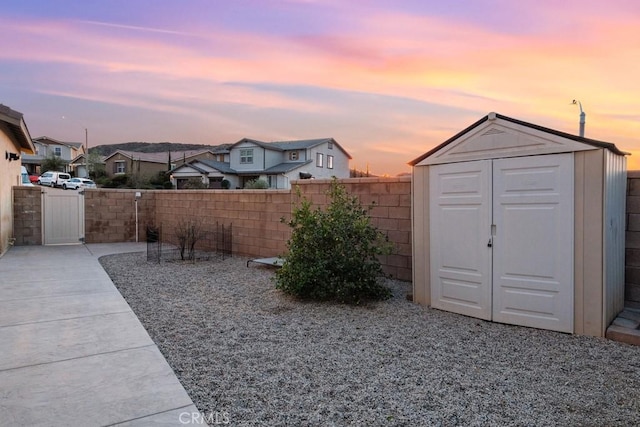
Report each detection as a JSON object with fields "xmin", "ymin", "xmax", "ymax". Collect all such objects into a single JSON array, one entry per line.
[
  {"xmin": 327, "ymin": 155, "xmax": 334, "ymax": 169},
  {"xmin": 115, "ymin": 161, "xmax": 126, "ymax": 174},
  {"xmin": 54, "ymin": 147, "xmax": 62, "ymax": 157},
  {"xmin": 268, "ymin": 175, "xmax": 276, "ymax": 188},
  {"xmin": 217, "ymin": 154, "xmax": 225, "ymax": 162},
  {"xmin": 328, "ymin": 141, "xmax": 333, "ymax": 149},
  {"xmin": 316, "ymin": 153, "xmax": 324, "ymax": 168},
  {"xmin": 240, "ymin": 149, "xmax": 253, "ymax": 164},
  {"xmin": 289, "ymin": 151, "xmax": 299, "ymax": 161}
]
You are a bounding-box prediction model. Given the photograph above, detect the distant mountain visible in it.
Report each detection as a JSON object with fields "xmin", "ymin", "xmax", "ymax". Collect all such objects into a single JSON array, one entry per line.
[{"xmin": 89, "ymin": 142, "xmax": 231, "ymax": 156}]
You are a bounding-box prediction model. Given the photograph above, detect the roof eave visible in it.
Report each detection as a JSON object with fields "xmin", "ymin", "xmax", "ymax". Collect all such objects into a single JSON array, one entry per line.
[{"xmin": 0, "ymin": 108, "xmax": 35, "ymax": 154}]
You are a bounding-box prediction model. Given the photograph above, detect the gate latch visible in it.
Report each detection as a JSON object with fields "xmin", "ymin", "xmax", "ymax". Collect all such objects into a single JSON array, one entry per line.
[{"xmin": 487, "ymin": 237, "xmax": 492, "ymax": 248}]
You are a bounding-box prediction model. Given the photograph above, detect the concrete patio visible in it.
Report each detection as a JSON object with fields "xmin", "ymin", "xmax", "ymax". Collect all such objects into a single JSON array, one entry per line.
[{"xmin": 0, "ymin": 243, "xmax": 202, "ymax": 426}]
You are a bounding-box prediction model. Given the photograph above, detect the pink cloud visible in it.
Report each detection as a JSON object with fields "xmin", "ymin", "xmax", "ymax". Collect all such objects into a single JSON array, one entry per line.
[{"xmin": 2, "ymin": 4, "xmax": 639, "ymax": 175}]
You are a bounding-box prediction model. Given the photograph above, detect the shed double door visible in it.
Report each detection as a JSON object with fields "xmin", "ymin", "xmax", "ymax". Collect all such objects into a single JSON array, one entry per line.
[{"xmin": 429, "ymin": 154, "xmax": 574, "ymax": 333}]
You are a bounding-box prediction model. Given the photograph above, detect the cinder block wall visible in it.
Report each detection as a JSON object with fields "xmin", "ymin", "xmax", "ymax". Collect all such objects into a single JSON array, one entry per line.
[
  {"xmin": 293, "ymin": 178, "xmax": 412, "ymax": 281},
  {"xmin": 84, "ymin": 189, "xmax": 157, "ymax": 243},
  {"xmin": 12, "ymin": 186, "xmax": 42, "ymax": 245},
  {"xmin": 12, "ymin": 174, "xmax": 640, "ymax": 293},
  {"xmin": 626, "ymin": 172, "xmax": 640, "ymax": 304},
  {"xmin": 154, "ymin": 189, "xmax": 292, "ymax": 258},
  {"xmin": 81, "ymin": 177, "xmax": 412, "ymax": 281}
]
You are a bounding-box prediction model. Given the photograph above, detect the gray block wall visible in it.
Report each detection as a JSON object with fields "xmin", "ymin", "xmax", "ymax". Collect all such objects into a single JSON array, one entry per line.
[{"xmin": 626, "ymin": 172, "xmax": 640, "ymax": 304}]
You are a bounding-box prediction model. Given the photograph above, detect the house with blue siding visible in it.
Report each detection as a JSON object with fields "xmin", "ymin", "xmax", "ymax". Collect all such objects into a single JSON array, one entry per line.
[{"xmin": 170, "ymin": 137, "xmax": 351, "ymax": 189}]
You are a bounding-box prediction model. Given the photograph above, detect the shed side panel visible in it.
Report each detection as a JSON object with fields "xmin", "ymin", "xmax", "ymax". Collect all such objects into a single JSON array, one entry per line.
[
  {"xmin": 573, "ymin": 154, "xmax": 586, "ymax": 335},
  {"xmin": 412, "ymin": 166, "xmax": 430, "ymax": 305},
  {"xmin": 603, "ymin": 150, "xmax": 627, "ymax": 330},
  {"xmin": 574, "ymin": 150, "xmax": 605, "ymax": 337}
]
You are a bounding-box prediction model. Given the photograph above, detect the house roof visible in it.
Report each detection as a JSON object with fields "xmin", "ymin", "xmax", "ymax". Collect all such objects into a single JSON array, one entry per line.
[
  {"xmin": 171, "ymin": 158, "xmax": 313, "ymax": 176},
  {"xmin": 0, "ymin": 104, "xmax": 35, "ymax": 154},
  {"xmin": 70, "ymin": 153, "xmax": 106, "ymax": 164},
  {"xmin": 409, "ymin": 112, "xmax": 626, "ymax": 166},
  {"xmin": 222, "ymin": 160, "xmax": 315, "ymax": 176},
  {"xmin": 231, "ymin": 137, "xmax": 353, "ymax": 159},
  {"xmin": 170, "ymin": 158, "xmax": 236, "ymax": 174},
  {"xmin": 33, "ymin": 136, "xmax": 83, "ymax": 150},
  {"xmin": 262, "ymin": 160, "xmax": 313, "ymax": 174},
  {"xmin": 104, "ymin": 149, "xmax": 217, "ymax": 164},
  {"xmin": 191, "ymin": 159, "xmax": 236, "ymax": 174}
]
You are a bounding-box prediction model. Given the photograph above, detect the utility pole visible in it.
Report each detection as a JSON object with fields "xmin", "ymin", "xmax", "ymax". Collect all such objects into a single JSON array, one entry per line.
[
  {"xmin": 63, "ymin": 116, "xmax": 89, "ymax": 177},
  {"xmin": 84, "ymin": 127, "xmax": 89, "ymax": 178}
]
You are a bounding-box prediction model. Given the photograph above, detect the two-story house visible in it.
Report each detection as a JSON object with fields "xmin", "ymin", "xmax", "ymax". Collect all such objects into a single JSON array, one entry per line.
[
  {"xmin": 21, "ymin": 136, "xmax": 85, "ymax": 175},
  {"xmin": 169, "ymin": 137, "xmax": 351, "ymax": 189}
]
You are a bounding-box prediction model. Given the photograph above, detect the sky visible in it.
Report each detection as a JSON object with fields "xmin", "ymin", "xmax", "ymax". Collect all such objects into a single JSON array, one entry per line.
[{"xmin": 1, "ymin": 0, "xmax": 639, "ymax": 176}]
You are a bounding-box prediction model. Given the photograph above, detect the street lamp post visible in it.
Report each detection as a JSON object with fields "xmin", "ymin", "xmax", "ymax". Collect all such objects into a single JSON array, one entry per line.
[{"xmin": 572, "ymin": 100, "xmax": 586, "ymax": 137}]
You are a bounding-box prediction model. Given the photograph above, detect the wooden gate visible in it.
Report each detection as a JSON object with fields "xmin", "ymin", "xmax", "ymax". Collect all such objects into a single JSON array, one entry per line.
[{"xmin": 42, "ymin": 187, "xmax": 85, "ymax": 245}]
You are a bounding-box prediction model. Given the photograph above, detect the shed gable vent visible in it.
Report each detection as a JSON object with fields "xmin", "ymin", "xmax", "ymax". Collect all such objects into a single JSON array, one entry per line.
[{"xmin": 482, "ymin": 128, "xmax": 505, "ymax": 136}]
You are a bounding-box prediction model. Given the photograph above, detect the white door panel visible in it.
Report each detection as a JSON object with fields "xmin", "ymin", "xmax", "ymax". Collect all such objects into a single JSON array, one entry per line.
[
  {"xmin": 492, "ymin": 154, "xmax": 574, "ymax": 333},
  {"xmin": 429, "ymin": 161, "xmax": 492, "ymax": 320},
  {"xmin": 429, "ymin": 154, "xmax": 574, "ymax": 333}
]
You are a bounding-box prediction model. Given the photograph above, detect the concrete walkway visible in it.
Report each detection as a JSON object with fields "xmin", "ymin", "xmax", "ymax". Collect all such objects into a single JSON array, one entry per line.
[{"xmin": 0, "ymin": 243, "xmax": 202, "ymax": 426}]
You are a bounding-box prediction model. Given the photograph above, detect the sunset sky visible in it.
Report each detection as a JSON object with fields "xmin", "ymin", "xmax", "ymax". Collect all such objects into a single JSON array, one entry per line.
[{"xmin": 1, "ymin": 0, "xmax": 639, "ymax": 175}]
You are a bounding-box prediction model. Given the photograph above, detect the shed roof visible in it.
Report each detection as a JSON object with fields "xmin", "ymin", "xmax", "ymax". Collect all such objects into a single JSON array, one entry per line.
[{"xmin": 409, "ymin": 112, "xmax": 626, "ymax": 166}]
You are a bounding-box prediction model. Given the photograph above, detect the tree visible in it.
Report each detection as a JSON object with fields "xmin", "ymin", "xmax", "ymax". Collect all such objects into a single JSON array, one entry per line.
[
  {"xmin": 275, "ymin": 179, "xmax": 394, "ymax": 304},
  {"xmin": 87, "ymin": 151, "xmax": 106, "ymax": 179},
  {"xmin": 40, "ymin": 154, "xmax": 68, "ymax": 173}
]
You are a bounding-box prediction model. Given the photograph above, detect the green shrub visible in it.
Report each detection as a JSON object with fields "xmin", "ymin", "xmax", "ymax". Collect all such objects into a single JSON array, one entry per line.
[
  {"xmin": 221, "ymin": 179, "xmax": 230, "ymax": 189},
  {"xmin": 149, "ymin": 171, "xmax": 171, "ymax": 188},
  {"xmin": 275, "ymin": 179, "xmax": 393, "ymax": 304},
  {"xmin": 101, "ymin": 174, "xmax": 130, "ymax": 188},
  {"xmin": 244, "ymin": 178, "xmax": 269, "ymax": 189},
  {"xmin": 183, "ymin": 178, "xmax": 207, "ymax": 189}
]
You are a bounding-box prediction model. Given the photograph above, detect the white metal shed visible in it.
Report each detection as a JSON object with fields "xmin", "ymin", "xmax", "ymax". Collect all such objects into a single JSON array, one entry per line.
[{"xmin": 410, "ymin": 112, "xmax": 627, "ymax": 337}]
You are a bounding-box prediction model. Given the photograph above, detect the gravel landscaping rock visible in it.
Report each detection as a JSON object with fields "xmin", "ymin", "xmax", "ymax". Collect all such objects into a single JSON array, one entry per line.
[{"xmin": 100, "ymin": 252, "xmax": 640, "ymax": 426}]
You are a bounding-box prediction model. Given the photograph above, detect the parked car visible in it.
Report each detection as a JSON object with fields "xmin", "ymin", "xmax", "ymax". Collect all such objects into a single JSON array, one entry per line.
[
  {"xmin": 37, "ymin": 171, "xmax": 71, "ymax": 187},
  {"xmin": 21, "ymin": 166, "xmax": 34, "ymax": 187},
  {"xmin": 29, "ymin": 174, "xmax": 39, "ymax": 183},
  {"xmin": 62, "ymin": 177, "xmax": 97, "ymax": 190}
]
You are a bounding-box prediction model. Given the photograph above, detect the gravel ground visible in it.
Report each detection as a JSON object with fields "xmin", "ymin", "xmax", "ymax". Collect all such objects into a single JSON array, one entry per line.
[{"xmin": 100, "ymin": 252, "xmax": 640, "ymax": 426}]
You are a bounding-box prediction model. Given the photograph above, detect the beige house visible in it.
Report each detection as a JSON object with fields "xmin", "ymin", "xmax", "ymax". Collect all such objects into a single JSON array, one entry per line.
[
  {"xmin": 0, "ymin": 105, "xmax": 35, "ymax": 256},
  {"xmin": 104, "ymin": 149, "xmax": 225, "ymax": 181},
  {"xmin": 410, "ymin": 112, "xmax": 627, "ymax": 337}
]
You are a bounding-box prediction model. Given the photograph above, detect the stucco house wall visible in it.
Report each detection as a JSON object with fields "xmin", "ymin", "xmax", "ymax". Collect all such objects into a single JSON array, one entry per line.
[
  {"xmin": 0, "ymin": 106, "xmax": 35, "ymax": 256},
  {"xmin": 0, "ymin": 128, "xmax": 21, "ymax": 255},
  {"xmin": 231, "ymin": 141, "xmax": 266, "ymax": 172},
  {"xmin": 306, "ymin": 143, "xmax": 350, "ymax": 179},
  {"xmin": 104, "ymin": 152, "xmax": 167, "ymax": 180}
]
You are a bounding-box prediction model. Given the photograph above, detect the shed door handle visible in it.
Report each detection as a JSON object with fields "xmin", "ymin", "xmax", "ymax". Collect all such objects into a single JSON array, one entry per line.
[{"xmin": 487, "ymin": 238, "xmax": 492, "ymax": 248}]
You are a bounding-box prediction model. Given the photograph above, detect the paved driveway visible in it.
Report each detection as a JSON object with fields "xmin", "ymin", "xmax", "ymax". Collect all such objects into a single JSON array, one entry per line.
[{"xmin": 0, "ymin": 243, "xmax": 203, "ymax": 426}]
